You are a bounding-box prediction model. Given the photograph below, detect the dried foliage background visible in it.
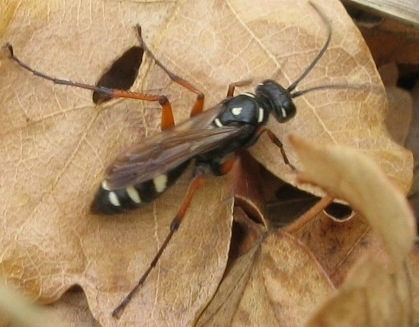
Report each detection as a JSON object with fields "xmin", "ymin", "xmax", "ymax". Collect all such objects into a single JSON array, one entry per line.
[{"xmin": 0, "ymin": 0, "xmax": 416, "ymax": 326}]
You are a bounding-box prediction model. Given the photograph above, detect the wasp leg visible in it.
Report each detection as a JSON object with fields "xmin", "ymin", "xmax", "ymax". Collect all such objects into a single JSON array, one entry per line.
[
  {"xmin": 5, "ymin": 43, "xmax": 176, "ymax": 130},
  {"xmin": 209, "ymin": 155, "xmax": 238, "ymax": 176},
  {"xmin": 135, "ymin": 25, "xmax": 205, "ymax": 118},
  {"xmin": 111, "ymin": 166, "xmax": 207, "ymax": 319},
  {"xmin": 111, "ymin": 90, "xmax": 175, "ymax": 130},
  {"xmin": 255, "ymin": 127, "xmax": 296, "ymax": 171},
  {"xmin": 226, "ymin": 80, "xmax": 253, "ymax": 97},
  {"xmin": 6, "ymin": 43, "xmax": 107, "ymax": 93}
]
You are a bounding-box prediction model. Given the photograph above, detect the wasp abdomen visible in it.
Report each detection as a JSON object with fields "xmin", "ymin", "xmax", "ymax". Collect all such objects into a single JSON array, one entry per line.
[{"xmin": 91, "ymin": 161, "xmax": 190, "ymax": 215}]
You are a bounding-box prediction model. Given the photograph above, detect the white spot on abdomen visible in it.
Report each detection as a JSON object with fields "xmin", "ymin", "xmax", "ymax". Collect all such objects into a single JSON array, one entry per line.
[
  {"xmin": 126, "ymin": 186, "xmax": 141, "ymax": 204},
  {"xmin": 214, "ymin": 118, "xmax": 223, "ymax": 127},
  {"xmin": 153, "ymin": 174, "xmax": 168, "ymax": 193},
  {"xmin": 108, "ymin": 192, "xmax": 121, "ymax": 207}
]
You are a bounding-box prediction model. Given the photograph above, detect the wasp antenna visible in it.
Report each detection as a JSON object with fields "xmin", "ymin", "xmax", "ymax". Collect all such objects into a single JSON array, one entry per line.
[
  {"xmin": 292, "ymin": 83, "xmax": 369, "ymax": 98},
  {"xmin": 287, "ymin": 2, "xmax": 331, "ymax": 94}
]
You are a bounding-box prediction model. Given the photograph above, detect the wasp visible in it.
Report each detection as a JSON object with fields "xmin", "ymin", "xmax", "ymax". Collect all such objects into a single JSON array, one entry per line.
[{"xmin": 6, "ymin": 2, "xmax": 338, "ymax": 318}]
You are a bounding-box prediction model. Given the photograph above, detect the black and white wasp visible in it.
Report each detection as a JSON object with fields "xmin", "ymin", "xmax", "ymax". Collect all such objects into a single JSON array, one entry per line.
[{"xmin": 6, "ymin": 2, "xmax": 337, "ymax": 318}]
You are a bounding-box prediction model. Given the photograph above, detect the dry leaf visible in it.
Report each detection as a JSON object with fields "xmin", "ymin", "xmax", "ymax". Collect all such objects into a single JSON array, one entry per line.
[
  {"xmin": 385, "ymin": 86, "xmax": 413, "ymax": 145},
  {"xmin": 0, "ymin": 0, "xmax": 413, "ymax": 326},
  {"xmin": 290, "ymin": 135, "xmax": 415, "ymax": 266},
  {"xmin": 42, "ymin": 288, "xmax": 101, "ymax": 327},
  {"xmin": 195, "ymin": 133, "xmax": 415, "ymax": 326},
  {"xmin": 378, "ymin": 62, "xmax": 399, "ymax": 86},
  {"xmin": 197, "ymin": 227, "xmax": 335, "ymax": 327},
  {"xmin": 0, "ymin": 282, "xmax": 61, "ymax": 327},
  {"xmin": 359, "ymin": 18, "xmax": 419, "ymax": 65},
  {"xmin": 230, "ymin": 231, "xmax": 334, "ymax": 327},
  {"xmin": 307, "ymin": 258, "xmax": 412, "ymax": 327},
  {"xmin": 289, "ymin": 135, "xmax": 416, "ymax": 326},
  {"xmin": 409, "ymin": 249, "xmax": 419, "ymax": 324},
  {"xmin": 406, "ymin": 81, "xmax": 419, "ymax": 164},
  {"xmin": 288, "ymin": 207, "xmax": 388, "ymax": 286}
]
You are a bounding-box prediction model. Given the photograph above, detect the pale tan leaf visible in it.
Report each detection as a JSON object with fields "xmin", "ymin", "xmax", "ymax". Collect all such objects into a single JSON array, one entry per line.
[
  {"xmin": 198, "ymin": 230, "xmax": 335, "ymax": 327},
  {"xmin": 290, "ymin": 135, "xmax": 415, "ymax": 267},
  {"xmin": 42, "ymin": 289, "xmax": 101, "ymax": 327},
  {"xmin": 385, "ymin": 86, "xmax": 413, "ymax": 145},
  {"xmin": 0, "ymin": 0, "xmax": 413, "ymax": 326},
  {"xmin": 288, "ymin": 135, "xmax": 416, "ymax": 326},
  {"xmin": 0, "ymin": 282, "xmax": 63, "ymax": 327},
  {"xmin": 307, "ymin": 258, "xmax": 411, "ymax": 327}
]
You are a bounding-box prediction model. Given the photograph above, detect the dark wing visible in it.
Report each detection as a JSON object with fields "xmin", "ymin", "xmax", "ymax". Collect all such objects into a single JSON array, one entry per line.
[{"xmin": 105, "ymin": 104, "xmax": 246, "ymax": 189}]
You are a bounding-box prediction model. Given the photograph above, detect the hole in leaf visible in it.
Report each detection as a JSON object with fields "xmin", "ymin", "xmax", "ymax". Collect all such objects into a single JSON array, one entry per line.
[
  {"xmin": 268, "ymin": 182, "xmax": 320, "ymax": 228},
  {"xmin": 93, "ymin": 46, "xmax": 144, "ymax": 104},
  {"xmin": 226, "ymin": 207, "xmax": 264, "ymax": 273},
  {"xmin": 324, "ymin": 202, "xmax": 354, "ymax": 221}
]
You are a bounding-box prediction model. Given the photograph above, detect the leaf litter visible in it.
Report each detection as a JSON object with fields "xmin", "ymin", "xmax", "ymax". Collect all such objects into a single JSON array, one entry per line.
[{"xmin": 0, "ymin": 0, "xmax": 415, "ymax": 326}]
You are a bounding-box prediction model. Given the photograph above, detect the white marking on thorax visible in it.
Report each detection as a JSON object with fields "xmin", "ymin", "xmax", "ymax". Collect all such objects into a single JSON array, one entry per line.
[
  {"xmin": 126, "ymin": 186, "xmax": 141, "ymax": 204},
  {"xmin": 231, "ymin": 107, "xmax": 243, "ymax": 116},
  {"xmin": 258, "ymin": 107, "xmax": 264, "ymax": 123},
  {"xmin": 153, "ymin": 174, "xmax": 168, "ymax": 193},
  {"xmin": 241, "ymin": 92, "xmax": 255, "ymax": 98},
  {"xmin": 281, "ymin": 107, "xmax": 287, "ymax": 118}
]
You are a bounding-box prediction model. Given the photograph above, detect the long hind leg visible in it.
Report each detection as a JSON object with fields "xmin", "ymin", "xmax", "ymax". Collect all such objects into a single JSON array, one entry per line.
[{"xmin": 135, "ymin": 25, "xmax": 205, "ymax": 118}]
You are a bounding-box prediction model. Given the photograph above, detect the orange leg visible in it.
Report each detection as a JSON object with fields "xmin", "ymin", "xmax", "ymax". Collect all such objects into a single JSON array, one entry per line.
[
  {"xmin": 111, "ymin": 154, "xmax": 239, "ymax": 318},
  {"xmin": 255, "ymin": 127, "xmax": 296, "ymax": 170},
  {"xmin": 226, "ymin": 79, "xmax": 253, "ymax": 97},
  {"xmin": 5, "ymin": 43, "xmax": 176, "ymax": 131},
  {"xmin": 135, "ymin": 25, "xmax": 205, "ymax": 118},
  {"xmin": 111, "ymin": 166, "xmax": 207, "ymax": 318}
]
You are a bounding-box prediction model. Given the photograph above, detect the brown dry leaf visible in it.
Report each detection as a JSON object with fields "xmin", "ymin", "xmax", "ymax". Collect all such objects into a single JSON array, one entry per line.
[
  {"xmin": 289, "ymin": 135, "xmax": 416, "ymax": 326},
  {"xmin": 238, "ymin": 4, "xmax": 412, "ymax": 195},
  {"xmin": 42, "ymin": 288, "xmax": 101, "ymax": 327},
  {"xmin": 198, "ymin": 230, "xmax": 335, "ymax": 327},
  {"xmin": 410, "ymin": 248, "xmax": 419, "ymax": 324},
  {"xmin": 3, "ymin": 286, "xmax": 97, "ymax": 327},
  {"xmin": 0, "ymin": 282, "xmax": 63, "ymax": 327},
  {"xmin": 287, "ymin": 206, "xmax": 393, "ymax": 286},
  {"xmin": 195, "ymin": 142, "xmax": 408, "ymax": 326},
  {"xmin": 0, "ymin": 0, "xmax": 413, "ymax": 327},
  {"xmin": 307, "ymin": 258, "xmax": 412, "ymax": 327},
  {"xmin": 291, "ymin": 135, "xmax": 415, "ymax": 266},
  {"xmin": 0, "ymin": 1, "xmax": 235, "ymax": 326},
  {"xmin": 385, "ymin": 86, "xmax": 413, "ymax": 145},
  {"xmin": 378, "ymin": 62, "xmax": 399, "ymax": 86},
  {"xmin": 359, "ymin": 18, "xmax": 419, "ymax": 66},
  {"xmin": 377, "ymin": 64, "xmax": 414, "ymax": 147}
]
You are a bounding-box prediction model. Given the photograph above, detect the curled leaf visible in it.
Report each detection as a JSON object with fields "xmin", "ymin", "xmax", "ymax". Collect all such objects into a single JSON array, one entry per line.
[
  {"xmin": 290, "ymin": 134, "xmax": 415, "ymax": 267},
  {"xmin": 288, "ymin": 134, "xmax": 416, "ymax": 326},
  {"xmin": 0, "ymin": 0, "xmax": 413, "ymax": 326}
]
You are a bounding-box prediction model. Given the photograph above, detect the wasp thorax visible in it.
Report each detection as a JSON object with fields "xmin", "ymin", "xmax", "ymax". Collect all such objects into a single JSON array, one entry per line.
[
  {"xmin": 213, "ymin": 94, "xmax": 263, "ymax": 127},
  {"xmin": 255, "ymin": 80, "xmax": 296, "ymax": 123}
]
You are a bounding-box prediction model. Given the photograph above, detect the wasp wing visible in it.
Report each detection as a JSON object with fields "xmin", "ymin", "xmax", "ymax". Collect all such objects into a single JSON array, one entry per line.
[{"xmin": 105, "ymin": 104, "xmax": 246, "ymax": 189}]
